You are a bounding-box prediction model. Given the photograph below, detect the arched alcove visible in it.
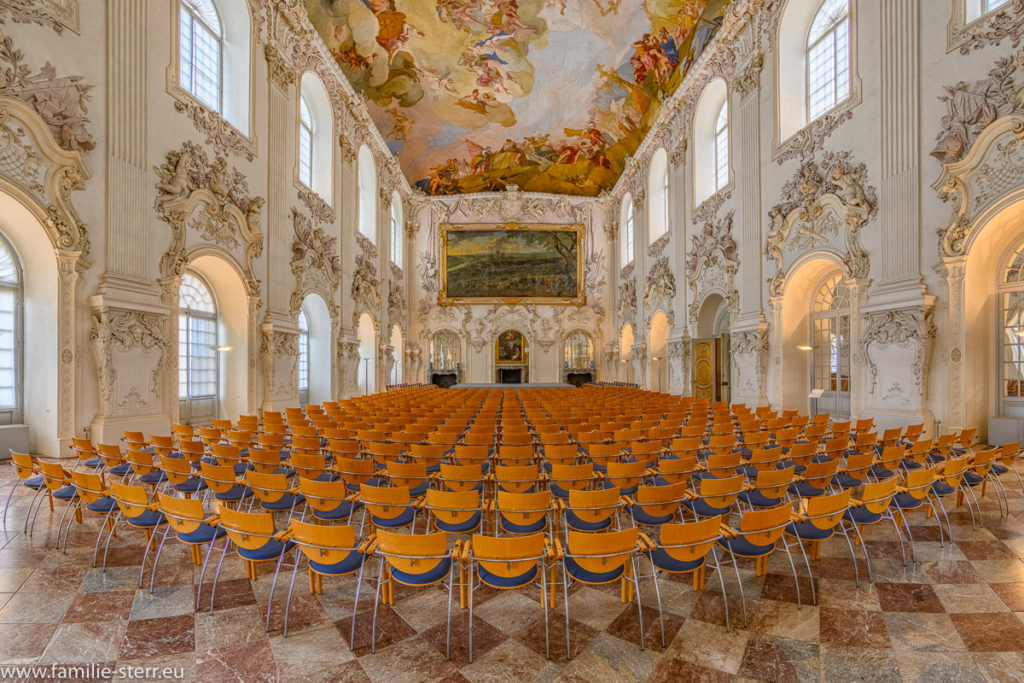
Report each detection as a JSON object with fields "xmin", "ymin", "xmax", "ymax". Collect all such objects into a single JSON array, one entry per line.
[
  {"xmin": 619, "ymin": 324, "xmax": 635, "ymax": 383},
  {"xmin": 693, "ymin": 78, "xmax": 729, "ymax": 205},
  {"xmin": 298, "ymin": 72, "xmax": 334, "ymax": 202},
  {"xmin": 357, "ymin": 311, "xmax": 376, "ymax": 395},
  {"xmin": 390, "ymin": 323, "xmax": 404, "ymax": 385},
  {"xmin": 693, "ymin": 294, "xmax": 730, "ymax": 401},
  {"xmin": 0, "ymin": 192, "xmax": 59, "ymax": 455},
  {"xmin": 648, "ymin": 148, "xmax": 669, "ymax": 244},
  {"xmin": 649, "ymin": 312, "xmax": 670, "ymax": 392},
  {"xmin": 301, "ymin": 292, "xmax": 332, "ymax": 405},
  {"xmin": 187, "ymin": 251, "xmax": 250, "ymax": 420},
  {"xmin": 358, "ymin": 145, "xmax": 377, "ymax": 243}
]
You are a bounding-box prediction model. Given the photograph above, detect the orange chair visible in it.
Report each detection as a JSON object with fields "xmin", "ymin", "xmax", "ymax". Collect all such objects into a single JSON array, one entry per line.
[
  {"xmin": 103, "ymin": 482, "xmax": 167, "ymax": 577},
  {"xmin": 3, "ymin": 450, "xmax": 43, "ymax": 529},
  {"xmin": 298, "ymin": 477, "xmax": 360, "ymax": 523},
  {"xmin": 151, "ymin": 493, "xmax": 224, "ymax": 600},
  {"xmin": 682, "ymin": 473, "xmax": 744, "ymax": 519},
  {"xmin": 495, "ymin": 490, "xmax": 552, "ymax": 535},
  {"xmin": 425, "ymin": 488, "xmax": 483, "ymax": 534},
  {"xmin": 208, "ymin": 507, "xmax": 293, "ymax": 611},
  {"xmin": 357, "ymin": 484, "xmax": 418, "ymax": 532},
  {"xmin": 784, "ymin": 490, "xmax": 858, "ymax": 601}
]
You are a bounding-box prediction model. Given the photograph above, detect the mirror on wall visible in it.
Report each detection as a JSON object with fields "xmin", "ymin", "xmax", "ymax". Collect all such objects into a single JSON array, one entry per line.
[{"xmin": 430, "ymin": 329, "xmax": 461, "ymax": 371}]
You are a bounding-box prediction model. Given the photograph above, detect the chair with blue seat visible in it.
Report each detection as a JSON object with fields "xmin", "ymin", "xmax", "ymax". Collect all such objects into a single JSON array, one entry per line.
[
  {"xmin": 627, "ymin": 481, "xmax": 689, "ymax": 528},
  {"xmin": 209, "ymin": 507, "xmax": 294, "ymax": 612},
  {"xmin": 784, "ymin": 490, "xmax": 858, "ymax": 603},
  {"xmin": 438, "ymin": 463, "xmax": 485, "ymax": 493},
  {"xmin": 889, "ymin": 465, "xmax": 940, "ymax": 564},
  {"xmin": 870, "ymin": 445, "xmax": 904, "ymax": 481},
  {"xmin": 993, "ymin": 441, "xmax": 1024, "ymax": 493},
  {"xmin": 541, "ymin": 444, "xmax": 580, "ymax": 472},
  {"xmin": 653, "ymin": 453, "xmax": 701, "ymax": 486},
  {"xmin": 101, "ymin": 481, "xmax": 167, "ymax": 574},
  {"xmin": 245, "ymin": 471, "xmax": 304, "ymax": 517},
  {"xmin": 211, "ymin": 443, "xmax": 247, "ymax": 475},
  {"xmin": 176, "ymin": 439, "xmax": 206, "ymax": 466},
  {"xmin": 927, "ymin": 455, "xmax": 972, "ymax": 543},
  {"xmin": 738, "ymin": 446, "xmax": 787, "ymax": 477},
  {"xmin": 695, "ymin": 452, "xmax": 742, "ymax": 480},
  {"xmin": 497, "ymin": 444, "xmax": 535, "ymax": 467},
  {"xmin": 961, "ymin": 448, "xmax": 1004, "ymax": 520},
  {"xmin": 29, "ymin": 461, "xmax": 79, "ymax": 538},
  {"xmin": 604, "ymin": 460, "xmax": 646, "ymax": 496},
  {"xmin": 681, "ymin": 473, "xmax": 744, "ymax": 520},
  {"xmin": 466, "ymin": 533, "xmax": 559, "ymax": 661},
  {"xmin": 426, "ymin": 488, "xmax": 483, "ymax": 535},
  {"xmin": 248, "ymin": 447, "xmax": 291, "ymax": 477},
  {"xmin": 585, "ymin": 442, "xmax": 623, "ymax": 472},
  {"xmin": 96, "ymin": 444, "xmax": 132, "ymax": 478},
  {"xmin": 71, "ymin": 437, "xmax": 104, "ymax": 471},
  {"xmin": 122, "ymin": 430, "xmax": 149, "ymax": 453},
  {"xmin": 290, "ymin": 435, "xmax": 322, "ymax": 460},
  {"xmin": 739, "ymin": 466, "xmax": 794, "ymax": 510},
  {"xmin": 453, "ymin": 444, "xmax": 491, "ymax": 472},
  {"xmin": 642, "ymin": 516, "xmax": 733, "ymax": 630},
  {"xmin": 494, "ymin": 464, "xmax": 539, "ymax": 493},
  {"xmin": 409, "ymin": 444, "xmax": 448, "ymax": 474},
  {"xmin": 548, "ymin": 463, "xmax": 595, "ymax": 499},
  {"xmin": 271, "ymin": 520, "xmax": 367, "ymax": 637},
  {"xmin": 356, "ymin": 530, "xmax": 461, "ymax": 657},
  {"xmin": 627, "ymin": 440, "xmax": 666, "ymax": 468},
  {"xmin": 335, "ymin": 456, "xmax": 381, "ymax": 493},
  {"xmin": 788, "ymin": 458, "xmax": 839, "ymax": 500},
  {"xmin": 843, "ymin": 477, "xmax": 904, "ymax": 580},
  {"xmin": 64, "ymin": 470, "xmax": 117, "ymax": 554},
  {"xmin": 562, "ymin": 486, "xmax": 623, "ymax": 535},
  {"xmin": 495, "ymin": 490, "xmax": 552, "ymax": 536},
  {"xmin": 559, "ymin": 527, "xmax": 657, "ymax": 656},
  {"xmin": 384, "ymin": 461, "xmax": 431, "ymax": 496},
  {"xmin": 161, "ymin": 456, "xmax": 207, "ymax": 498},
  {"xmin": 200, "ymin": 461, "xmax": 252, "ymax": 507},
  {"xmin": 298, "ymin": 476, "xmax": 360, "ymax": 523},
  {"xmin": 290, "ymin": 452, "xmax": 335, "ymax": 482},
  {"xmin": 3, "ymin": 450, "xmax": 43, "ymax": 529},
  {"xmin": 358, "ymin": 484, "xmax": 419, "ymax": 533},
  {"xmin": 125, "ymin": 449, "xmax": 167, "ymax": 489},
  {"xmin": 832, "ymin": 451, "xmax": 874, "ymax": 490},
  {"xmin": 151, "ymin": 493, "xmax": 224, "ymax": 599},
  {"xmin": 148, "ymin": 435, "xmax": 177, "ymax": 459},
  {"xmin": 901, "ymin": 439, "xmax": 933, "ymax": 470}
]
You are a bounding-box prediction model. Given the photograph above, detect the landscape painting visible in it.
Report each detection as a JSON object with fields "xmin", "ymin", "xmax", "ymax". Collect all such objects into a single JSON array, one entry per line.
[{"xmin": 440, "ymin": 223, "xmax": 584, "ymax": 305}]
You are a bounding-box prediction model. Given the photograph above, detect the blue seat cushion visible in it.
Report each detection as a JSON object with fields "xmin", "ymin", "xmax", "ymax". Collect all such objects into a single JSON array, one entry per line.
[
  {"xmin": 434, "ymin": 510, "xmax": 482, "ymax": 533},
  {"xmin": 499, "ymin": 514, "xmax": 546, "ymax": 534},
  {"xmin": 992, "ymin": 463, "xmax": 1010, "ymax": 474},
  {"xmin": 930, "ymin": 481, "xmax": 956, "ymax": 496},
  {"xmin": 238, "ymin": 538, "xmax": 295, "ymax": 561},
  {"xmin": 869, "ymin": 465, "xmax": 895, "ymax": 479},
  {"xmin": 53, "ymin": 485, "xmax": 78, "ymax": 500},
  {"xmin": 82, "ymin": 457, "xmax": 104, "ymax": 468},
  {"xmin": 478, "ymin": 563, "xmax": 538, "ymax": 589},
  {"xmin": 312, "ymin": 472, "xmax": 341, "ymax": 482},
  {"xmin": 832, "ymin": 472, "xmax": 862, "ymax": 489},
  {"xmin": 564, "ymin": 555, "xmax": 625, "ymax": 584},
  {"xmin": 692, "ymin": 471, "xmax": 720, "ymax": 481},
  {"xmin": 232, "ymin": 462, "xmax": 248, "ymax": 475},
  {"xmin": 901, "ymin": 460, "xmax": 923, "ymax": 470},
  {"xmin": 549, "ymin": 483, "xmax": 572, "ymax": 499},
  {"xmin": 717, "ymin": 535, "xmax": 775, "ymax": 558},
  {"xmin": 346, "ymin": 477, "xmax": 385, "ymax": 492},
  {"xmin": 498, "ymin": 483, "xmax": 536, "ymax": 494},
  {"xmin": 408, "ymin": 481, "xmax": 429, "ymax": 497},
  {"xmin": 649, "ymin": 548, "xmax": 705, "ymax": 574},
  {"xmin": 843, "ymin": 507, "xmax": 882, "ymax": 525},
  {"xmin": 312, "ymin": 500, "xmax": 361, "ymax": 521},
  {"xmin": 127, "ymin": 509, "xmax": 166, "ymax": 528},
  {"xmin": 963, "ymin": 472, "xmax": 984, "ymax": 485},
  {"xmin": 259, "ymin": 493, "xmax": 304, "ymax": 511},
  {"xmin": 681, "ymin": 497, "xmax": 731, "ymax": 517},
  {"xmin": 214, "ymin": 485, "xmax": 253, "ymax": 502},
  {"xmin": 138, "ymin": 471, "xmax": 166, "ymax": 484},
  {"xmin": 178, "ymin": 523, "xmax": 226, "ymax": 544},
  {"xmin": 890, "ymin": 493, "xmax": 925, "ymax": 510},
  {"xmin": 786, "ymin": 520, "xmax": 833, "ymax": 541},
  {"xmin": 173, "ymin": 478, "xmax": 207, "ymax": 493},
  {"xmin": 309, "ymin": 550, "xmax": 365, "ymax": 576},
  {"xmin": 788, "ymin": 481, "xmax": 825, "ymax": 498},
  {"xmin": 630, "ymin": 506, "xmax": 674, "ymax": 526},
  {"xmin": 565, "ymin": 509, "xmax": 612, "ymax": 532},
  {"xmin": 738, "ymin": 489, "xmax": 782, "ymax": 508},
  {"xmin": 390, "ymin": 556, "xmax": 452, "ymax": 586},
  {"xmin": 22, "ymin": 475, "xmax": 43, "ymax": 488},
  {"xmin": 109, "ymin": 463, "xmax": 132, "ymax": 476},
  {"xmin": 371, "ymin": 505, "xmax": 416, "ymax": 528},
  {"xmin": 86, "ymin": 497, "xmax": 117, "ymax": 513}
]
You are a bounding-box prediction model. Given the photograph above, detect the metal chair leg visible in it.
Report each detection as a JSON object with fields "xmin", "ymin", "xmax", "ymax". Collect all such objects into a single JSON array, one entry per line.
[
  {"xmin": 195, "ymin": 534, "xmax": 221, "ymax": 610},
  {"xmin": 281, "ymin": 552, "xmax": 301, "ymax": 637},
  {"xmin": 561, "ymin": 562, "xmax": 571, "ymax": 660},
  {"xmin": 207, "ymin": 539, "xmax": 231, "ymax": 612},
  {"xmin": 370, "ymin": 557, "xmax": 385, "ymax": 654},
  {"xmin": 350, "ymin": 560, "xmax": 366, "ymax": 650},
  {"xmin": 266, "ymin": 546, "xmax": 289, "ymax": 633},
  {"xmin": 146, "ymin": 524, "xmax": 174, "ymax": 591}
]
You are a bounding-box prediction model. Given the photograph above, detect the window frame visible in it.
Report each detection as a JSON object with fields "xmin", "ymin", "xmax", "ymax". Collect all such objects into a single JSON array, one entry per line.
[
  {"xmin": 390, "ymin": 199, "xmax": 403, "ymax": 268},
  {"xmin": 178, "ymin": 0, "xmax": 224, "ymax": 114},
  {"xmin": 999, "ymin": 243, "xmax": 1024, "ymax": 406},
  {"xmin": 622, "ymin": 198, "xmax": 635, "ymax": 267},
  {"xmin": 298, "ymin": 308, "xmax": 310, "ymax": 404},
  {"xmin": 178, "ymin": 271, "xmax": 219, "ymax": 405},
  {"xmin": 298, "ymin": 95, "xmax": 314, "ymax": 191},
  {"xmin": 0, "ymin": 232, "xmax": 24, "ymax": 425},
  {"xmin": 713, "ymin": 101, "xmax": 729, "ymax": 193},
  {"xmin": 805, "ymin": 0, "xmax": 851, "ymax": 123},
  {"xmin": 809, "ymin": 272, "xmax": 851, "ymax": 417}
]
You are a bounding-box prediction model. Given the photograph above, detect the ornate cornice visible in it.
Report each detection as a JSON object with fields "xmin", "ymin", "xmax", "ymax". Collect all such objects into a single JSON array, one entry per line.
[{"xmin": 173, "ymin": 99, "xmax": 256, "ymax": 162}]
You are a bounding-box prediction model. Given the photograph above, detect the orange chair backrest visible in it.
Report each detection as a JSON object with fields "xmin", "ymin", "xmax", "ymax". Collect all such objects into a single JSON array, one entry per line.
[
  {"xmin": 705, "ymin": 452, "xmax": 741, "ymax": 478},
  {"xmin": 245, "ymin": 471, "xmax": 289, "ymax": 503},
  {"xmin": 567, "ymin": 487, "xmax": 620, "ymax": 525},
  {"xmin": 219, "ymin": 506, "xmax": 276, "ymax": 551},
  {"xmin": 110, "ymin": 481, "xmax": 150, "ymax": 518},
  {"xmin": 605, "ymin": 461, "xmax": 646, "ymax": 488},
  {"xmin": 496, "ymin": 490, "xmax": 551, "ymax": 528},
  {"xmin": 9, "ymin": 451, "xmax": 36, "ymax": 481},
  {"xmin": 634, "ymin": 481, "xmax": 689, "ymax": 518},
  {"xmin": 69, "ymin": 470, "xmax": 106, "ymax": 505},
  {"xmin": 566, "ymin": 528, "xmax": 637, "ymax": 575},
  {"xmin": 157, "ymin": 493, "xmax": 204, "ymax": 535},
  {"xmin": 426, "ymin": 489, "xmax": 480, "ymax": 528},
  {"xmin": 494, "ymin": 464, "xmax": 539, "ymax": 493},
  {"xmin": 298, "ymin": 477, "xmax": 349, "ymax": 513},
  {"xmin": 659, "ymin": 515, "xmax": 722, "ymax": 564},
  {"xmin": 657, "ymin": 454, "xmax": 700, "ymax": 484},
  {"xmin": 377, "ymin": 530, "xmax": 448, "ymax": 576},
  {"xmin": 550, "ymin": 463, "xmax": 594, "ymax": 491},
  {"xmin": 385, "ymin": 461, "xmax": 428, "ymax": 489},
  {"xmin": 697, "ymin": 473, "xmax": 744, "ymax": 509},
  {"xmin": 438, "ymin": 463, "xmax": 484, "ymax": 492},
  {"xmin": 360, "ymin": 484, "xmax": 411, "ymax": 521},
  {"xmin": 289, "ymin": 519, "xmax": 357, "ymax": 566},
  {"xmin": 472, "ymin": 533, "xmax": 544, "ymax": 581},
  {"xmin": 859, "ymin": 477, "xmax": 898, "ymax": 514},
  {"xmin": 803, "ymin": 490, "xmax": 851, "ymax": 531},
  {"xmin": 843, "ymin": 452, "xmax": 875, "ymax": 479},
  {"xmin": 752, "ymin": 467, "xmax": 794, "ymax": 498},
  {"xmin": 738, "ymin": 504, "xmax": 792, "ymax": 546},
  {"xmin": 200, "ymin": 462, "xmax": 239, "ymax": 494}
]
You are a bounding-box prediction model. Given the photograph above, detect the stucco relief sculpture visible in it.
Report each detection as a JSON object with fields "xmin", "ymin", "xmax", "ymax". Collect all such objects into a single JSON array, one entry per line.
[
  {"xmin": 290, "ymin": 208, "xmax": 341, "ymax": 320},
  {"xmin": 90, "ymin": 310, "xmax": 168, "ymax": 416},
  {"xmin": 351, "ymin": 253, "xmax": 381, "ymax": 324},
  {"xmin": 154, "ymin": 142, "xmax": 265, "ymax": 301},
  {"xmin": 861, "ymin": 308, "xmax": 935, "ymax": 399},
  {"xmin": 687, "ymin": 210, "xmax": 739, "ymax": 322},
  {"xmin": 765, "ymin": 151, "xmax": 877, "ymax": 297}
]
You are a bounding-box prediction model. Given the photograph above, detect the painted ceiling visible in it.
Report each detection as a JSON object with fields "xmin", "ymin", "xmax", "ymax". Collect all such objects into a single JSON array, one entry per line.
[{"xmin": 305, "ymin": 0, "xmax": 730, "ymax": 196}]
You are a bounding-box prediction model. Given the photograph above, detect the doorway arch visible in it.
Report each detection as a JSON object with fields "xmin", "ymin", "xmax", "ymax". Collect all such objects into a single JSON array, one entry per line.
[
  {"xmin": 357, "ymin": 312, "xmax": 377, "ymax": 395},
  {"xmin": 300, "ymin": 293, "xmax": 332, "ymax": 405},
  {"xmin": 648, "ymin": 312, "xmax": 669, "ymax": 392},
  {"xmin": 390, "ymin": 323, "xmax": 404, "ymax": 385},
  {"xmin": 693, "ymin": 294, "xmax": 730, "ymax": 402},
  {"xmin": 619, "ymin": 324, "xmax": 635, "ymax": 383}
]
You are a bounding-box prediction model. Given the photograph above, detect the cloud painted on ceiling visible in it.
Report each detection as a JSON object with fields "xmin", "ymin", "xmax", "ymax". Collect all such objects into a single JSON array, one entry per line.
[{"xmin": 306, "ymin": 0, "xmax": 729, "ymax": 196}]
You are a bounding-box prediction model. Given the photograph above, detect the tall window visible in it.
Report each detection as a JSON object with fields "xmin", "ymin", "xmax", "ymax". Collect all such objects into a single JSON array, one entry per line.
[
  {"xmin": 986, "ymin": 0, "xmax": 1010, "ymax": 11},
  {"xmin": 298, "ymin": 309, "xmax": 309, "ymax": 405},
  {"xmin": 390, "ymin": 199, "xmax": 402, "ymax": 268},
  {"xmin": 621, "ymin": 197, "xmax": 635, "ymax": 266},
  {"xmin": 810, "ymin": 273, "xmax": 850, "ymax": 417},
  {"xmin": 298, "ymin": 96, "xmax": 313, "ymax": 190},
  {"xmin": 179, "ymin": 272, "xmax": 218, "ymax": 423},
  {"xmin": 714, "ymin": 102, "xmax": 729, "ymax": 192},
  {"xmin": 662, "ymin": 166, "xmax": 669, "ymax": 233},
  {"xmin": 179, "ymin": 0, "xmax": 222, "ymax": 112},
  {"xmin": 1000, "ymin": 244, "xmax": 1024, "ymax": 403},
  {"xmin": 0, "ymin": 235, "xmax": 22, "ymax": 425},
  {"xmin": 807, "ymin": 0, "xmax": 850, "ymax": 121},
  {"xmin": 358, "ymin": 145, "xmax": 377, "ymax": 243}
]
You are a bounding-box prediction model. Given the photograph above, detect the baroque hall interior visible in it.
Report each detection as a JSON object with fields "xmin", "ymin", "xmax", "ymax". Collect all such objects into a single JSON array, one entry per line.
[{"xmin": 1, "ymin": 0, "xmax": 1024, "ymax": 680}]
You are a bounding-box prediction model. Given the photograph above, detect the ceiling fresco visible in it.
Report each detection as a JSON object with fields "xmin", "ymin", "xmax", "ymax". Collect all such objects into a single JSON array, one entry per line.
[{"xmin": 305, "ymin": 0, "xmax": 730, "ymax": 196}]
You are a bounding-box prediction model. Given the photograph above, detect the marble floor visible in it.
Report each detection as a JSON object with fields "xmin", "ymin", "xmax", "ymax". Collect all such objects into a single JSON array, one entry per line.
[{"xmin": 1, "ymin": 464, "xmax": 1024, "ymax": 682}]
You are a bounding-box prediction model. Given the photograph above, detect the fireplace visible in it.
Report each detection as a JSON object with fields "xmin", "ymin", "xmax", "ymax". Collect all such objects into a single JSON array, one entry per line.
[{"xmin": 499, "ymin": 368, "xmax": 522, "ymax": 384}]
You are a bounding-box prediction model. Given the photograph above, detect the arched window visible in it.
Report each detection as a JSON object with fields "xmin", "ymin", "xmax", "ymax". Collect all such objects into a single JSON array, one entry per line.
[
  {"xmin": 390, "ymin": 192, "xmax": 403, "ymax": 268},
  {"xmin": 809, "ymin": 273, "xmax": 850, "ymax": 417},
  {"xmin": 807, "ymin": 0, "xmax": 851, "ymax": 121},
  {"xmin": 647, "ymin": 148, "xmax": 668, "ymax": 244},
  {"xmin": 179, "ymin": 272, "xmax": 219, "ymax": 424},
  {"xmin": 0, "ymin": 234, "xmax": 22, "ymax": 424},
  {"xmin": 358, "ymin": 145, "xmax": 377, "ymax": 243},
  {"xmin": 714, "ymin": 102, "xmax": 729, "ymax": 193},
  {"xmin": 1000, "ymin": 243, "xmax": 1024, "ymax": 406},
  {"xmin": 179, "ymin": 0, "xmax": 222, "ymax": 112},
  {"xmin": 693, "ymin": 78, "xmax": 729, "ymax": 204},
  {"xmin": 621, "ymin": 194, "xmax": 634, "ymax": 266},
  {"xmin": 298, "ymin": 308, "xmax": 309, "ymax": 406},
  {"xmin": 298, "ymin": 96, "xmax": 313, "ymax": 190},
  {"xmin": 298, "ymin": 73, "xmax": 333, "ymax": 202}
]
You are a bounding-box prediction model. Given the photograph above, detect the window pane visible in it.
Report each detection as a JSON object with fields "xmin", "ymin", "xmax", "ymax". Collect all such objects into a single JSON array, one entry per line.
[
  {"xmin": 299, "ymin": 124, "xmax": 313, "ymax": 188},
  {"xmin": 180, "ymin": 7, "xmax": 221, "ymax": 112},
  {"xmin": 0, "ymin": 289, "xmax": 15, "ymax": 409},
  {"xmin": 807, "ymin": 1, "xmax": 850, "ymax": 122},
  {"xmin": 298, "ymin": 311, "xmax": 309, "ymax": 392}
]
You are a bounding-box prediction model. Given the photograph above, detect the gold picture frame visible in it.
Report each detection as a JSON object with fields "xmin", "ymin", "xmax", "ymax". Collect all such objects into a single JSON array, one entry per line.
[
  {"xmin": 439, "ymin": 221, "xmax": 585, "ymax": 306},
  {"xmin": 495, "ymin": 330, "xmax": 527, "ymax": 364}
]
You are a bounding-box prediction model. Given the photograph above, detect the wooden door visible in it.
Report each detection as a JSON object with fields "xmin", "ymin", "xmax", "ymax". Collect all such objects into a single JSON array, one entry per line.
[{"xmin": 693, "ymin": 339, "xmax": 716, "ymax": 400}]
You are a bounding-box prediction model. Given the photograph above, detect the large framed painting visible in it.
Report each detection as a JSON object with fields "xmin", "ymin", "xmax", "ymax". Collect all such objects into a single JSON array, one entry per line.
[{"xmin": 439, "ymin": 222, "xmax": 585, "ymax": 305}]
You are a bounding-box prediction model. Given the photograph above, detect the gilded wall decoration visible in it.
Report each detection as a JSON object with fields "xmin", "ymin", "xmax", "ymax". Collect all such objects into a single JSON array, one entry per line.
[
  {"xmin": 154, "ymin": 142, "xmax": 264, "ymax": 300},
  {"xmin": 765, "ymin": 151, "xmax": 877, "ymax": 296},
  {"xmin": 0, "ymin": 29, "xmax": 93, "ymax": 152}
]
